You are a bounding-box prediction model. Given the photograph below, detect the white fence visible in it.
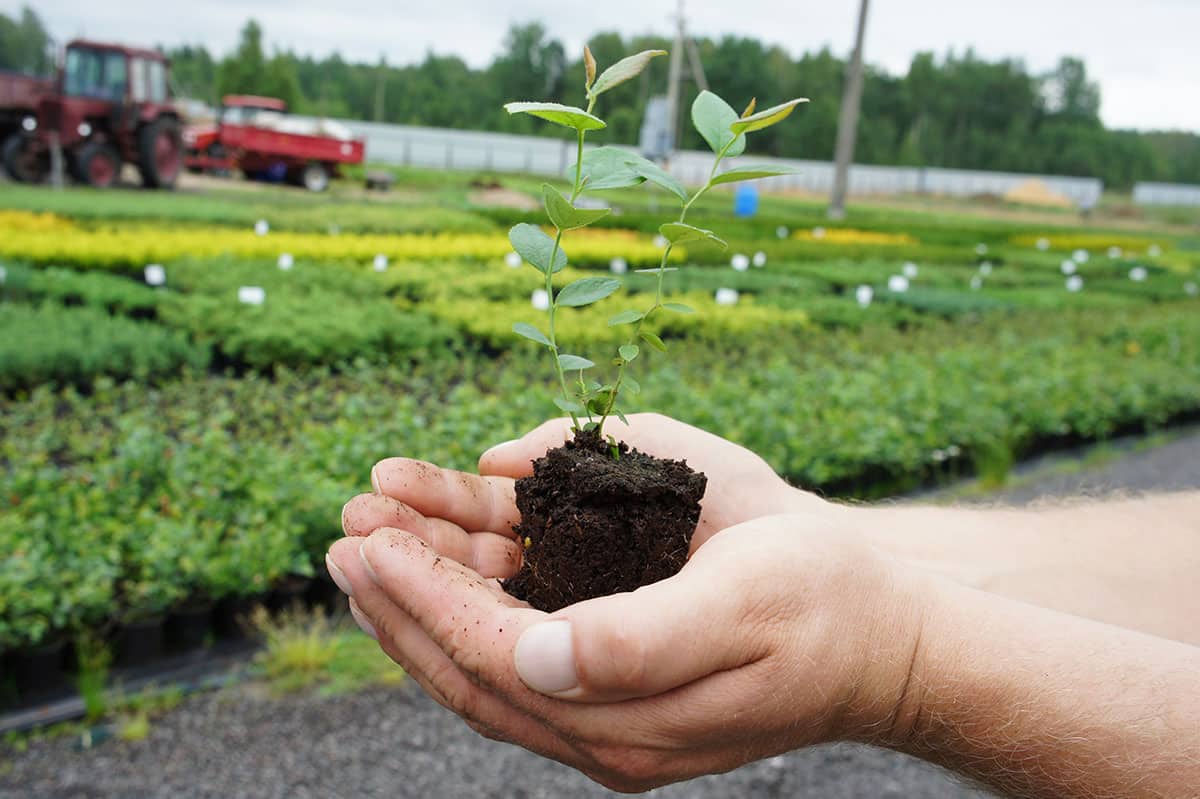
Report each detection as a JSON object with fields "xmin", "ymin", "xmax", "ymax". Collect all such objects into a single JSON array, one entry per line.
[
  {"xmin": 338, "ymin": 119, "xmax": 1105, "ymax": 207},
  {"xmin": 1132, "ymin": 182, "xmax": 1200, "ymax": 207}
]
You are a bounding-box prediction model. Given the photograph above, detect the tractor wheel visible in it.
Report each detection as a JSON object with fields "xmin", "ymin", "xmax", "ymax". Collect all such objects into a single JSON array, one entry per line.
[
  {"xmin": 301, "ymin": 161, "xmax": 330, "ymax": 192},
  {"xmin": 75, "ymin": 141, "xmax": 121, "ymax": 188},
  {"xmin": 137, "ymin": 117, "xmax": 183, "ymax": 189},
  {"xmin": 3, "ymin": 134, "xmax": 47, "ymax": 184}
]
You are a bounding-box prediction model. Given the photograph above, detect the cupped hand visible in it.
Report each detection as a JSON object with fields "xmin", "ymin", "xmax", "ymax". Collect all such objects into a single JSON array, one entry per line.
[
  {"xmin": 325, "ymin": 514, "xmax": 927, "ymax": 792},
  {"xmin": 340, "ymin": 413, "xmax": 833, "ymax": 578}
]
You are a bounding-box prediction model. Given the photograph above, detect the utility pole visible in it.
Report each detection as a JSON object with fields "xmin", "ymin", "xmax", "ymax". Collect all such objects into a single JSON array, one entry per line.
[
  {"xmin": 828, "ymin": 0, "xmax": 870, "ymax": 220},
  {"xmin": 373, "ymin": 55, "xmax": 387, "ymax": 122},
  {"xmin": 664, "ymin": 0, "xmax": 708, "ymax": 151}
]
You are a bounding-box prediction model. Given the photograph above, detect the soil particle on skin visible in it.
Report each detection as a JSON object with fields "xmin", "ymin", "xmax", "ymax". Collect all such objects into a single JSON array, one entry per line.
[{"xmin": 504, "ymin": 429, "xmax": 706, "ymax": 612}]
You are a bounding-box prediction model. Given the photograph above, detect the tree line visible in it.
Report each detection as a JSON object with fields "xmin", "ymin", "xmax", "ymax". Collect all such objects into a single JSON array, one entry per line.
[{"xmin": 3, "ymin": 6, "xmax": 1198, "ymax": 190}]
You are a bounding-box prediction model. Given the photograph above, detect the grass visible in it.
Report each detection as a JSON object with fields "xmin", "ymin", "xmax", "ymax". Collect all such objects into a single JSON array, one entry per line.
[{"xmin": 249, "ymin": 604, "xmax": 404, "ymax": 697}]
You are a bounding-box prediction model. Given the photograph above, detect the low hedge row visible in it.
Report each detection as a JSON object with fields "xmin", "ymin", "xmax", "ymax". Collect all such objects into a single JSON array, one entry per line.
[{"xmin": 3, "ymin": 304, "xmax": 1199, "ymax": 650}]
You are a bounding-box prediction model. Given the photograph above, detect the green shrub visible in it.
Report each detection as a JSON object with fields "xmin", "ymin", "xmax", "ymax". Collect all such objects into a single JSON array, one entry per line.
[{"xmin": 0, "ymin": 304, "xmax": 208, "ymax": 393}]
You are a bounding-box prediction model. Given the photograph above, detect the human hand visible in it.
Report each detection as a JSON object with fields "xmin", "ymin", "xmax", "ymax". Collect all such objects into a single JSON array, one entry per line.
[
  {"xmin": 340, "ymin": 413, "xmax": 833, "ymax": 574},
  {"xmin": 325, "ymin": 514, "xmax": 927, "ymax": 792}
]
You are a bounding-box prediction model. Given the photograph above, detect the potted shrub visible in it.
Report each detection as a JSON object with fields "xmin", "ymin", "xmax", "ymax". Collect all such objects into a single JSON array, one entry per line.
[{"xmin": 499, "ymin": 47, "xmax": 805, "ymax": 611}]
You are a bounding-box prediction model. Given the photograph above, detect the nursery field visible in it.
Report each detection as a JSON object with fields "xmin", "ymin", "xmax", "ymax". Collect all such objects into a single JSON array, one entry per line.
[{"xmin": 2, "ymin": 171, "xmax": 1199, "ymax": 701}]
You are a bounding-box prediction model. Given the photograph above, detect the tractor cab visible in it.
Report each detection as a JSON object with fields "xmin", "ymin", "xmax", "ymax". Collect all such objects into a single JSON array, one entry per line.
[{"xmin": 3, "ymin": 39, "xmax": 183, "ymax": 188}]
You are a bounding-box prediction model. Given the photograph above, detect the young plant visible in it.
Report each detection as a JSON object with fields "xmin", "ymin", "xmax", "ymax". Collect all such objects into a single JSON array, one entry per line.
[{"xmin": 505, "ymin": 46, "xmax": 806, "ymax": 439}]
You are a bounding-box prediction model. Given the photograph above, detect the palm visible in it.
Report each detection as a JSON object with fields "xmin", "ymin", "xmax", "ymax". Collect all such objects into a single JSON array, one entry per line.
[{"xmin": 343, "ymin": 413, "xmax": 822, "ymax": 577}]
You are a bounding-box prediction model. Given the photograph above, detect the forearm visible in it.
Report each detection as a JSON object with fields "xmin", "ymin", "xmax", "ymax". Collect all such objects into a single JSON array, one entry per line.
[
  {"xmin": 886, "ymin": 576, "xmax": 1200, "ymax": 798},
  {"xmin": 837, "ymin": 493, "xmax": 1200, "ymax": 644}
]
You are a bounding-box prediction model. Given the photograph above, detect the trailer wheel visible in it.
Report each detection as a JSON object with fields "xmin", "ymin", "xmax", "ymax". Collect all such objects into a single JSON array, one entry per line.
[
  {"xmin": 3, "ymin": 134, "xmax": 47, "ymax": 184},
  {"xmin": 137, "ymin": 117, "xmax": 183, "ymax": 189},
  {"xmin": 301, "ymin": 161, "xmax": 330, "ymax": 192},
  {"xmin": 76, "ymin": 141, "xmax": 121, "ymax": 188}
]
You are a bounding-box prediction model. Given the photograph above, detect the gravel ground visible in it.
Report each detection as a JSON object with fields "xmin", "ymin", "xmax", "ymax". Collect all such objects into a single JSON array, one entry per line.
[{"xmin": 4, "ymin": 429, "xmax": 1198, "ymax": 799}]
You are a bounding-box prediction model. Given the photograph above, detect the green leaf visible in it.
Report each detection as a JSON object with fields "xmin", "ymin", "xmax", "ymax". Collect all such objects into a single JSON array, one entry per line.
[
  {"xmin": 640, "ymin": 331, "xmax": 667, "ymax": 352},
  {"xmin": 729, "ymin": 98, "xmax": 809, "ymax": 135},
  {"xmin": 553, "ymin": 396, "xmax": 586, "ymax": 414},
  {"xmin": 623, "ymin": 376, "xmax": 641, "ymax": 395},
  {"xmin": 541, "ymin": 184, "xmax": 610, "ymax": 230},
  {"xmin": 504, "ymin": 102, "xmax": 606, "ymax": 131},
  {"xmin": 508, "ymin": 223, "xmax": 567, "ymax": 274},
  {"xmin": 659, "ymin": 222, "xmax": 728, "ymax": 249},
  {"xmin": 557, "ymin": 354, "xmax": 595, "ymax": 371},
  {"xmin": 557, "ymin": 277, "xmax": 622, "ymax": 307},
  {"xmin": 618, "ymin": 344, "xmax": 639, "ymax": 362},
  {"xmin": 710, "ymin": 164, "xmax": 803, "ymax": 186},
  {"xmin": 624, "ymin": 157, "xmax": 687, "ymax": 202},
  {"xmin": 589, "ymin": 50, "xmax": 667, "ymax": 97},
  {"xmin": 608, "ymin": 309, "xmax": 644, "ymax": 326},
  {"xmin": 691, "ymin": 91, "xmax": 746, "ymax": 158},
  {"xmin": 616, "ymin": 410, "xmax": 629, "ymax": 425},
  {"xmin": 512, "ymin": 322, "xmax": 551, "ymax": 345},
  {"xmin": 572, "ymin": 147, "xmax": 644, "ymax": 190},
  {"xmin": 609, "ymin": 309, "xmax": 648, "ymax": 326},
  {"xmin": 662, "ymin": 302, "xmax": 696, "ymax": 314},
  {"xmin": 634, "ymin": 267, "xmax": 679, "ymax": 274},
  {"xmin": 570, "ymin": 147, "xmax": 686, "ymax": 201}
]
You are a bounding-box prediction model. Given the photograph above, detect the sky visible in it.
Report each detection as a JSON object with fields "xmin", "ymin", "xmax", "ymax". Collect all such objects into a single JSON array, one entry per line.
[{"xmin": 9, "ymin": 0, "xmax": 1200, "ymax": 132}]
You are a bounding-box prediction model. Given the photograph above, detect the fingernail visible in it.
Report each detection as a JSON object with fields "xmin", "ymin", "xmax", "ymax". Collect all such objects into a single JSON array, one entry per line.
[
  {"xmin": 370, "ymin": 465, "xmax": 382, "ymax": 493},
  {"xmin": 348, "ymin": 600, "xmax": 378, "ymax": 640},
  {"xmin": 482, "ymin": 439, "xmax": 519, "ymax": 461},
  {"xmin": 514, "ymin": 621, "xmax": 578, "ymax": 695},
  {"xmin": 359, "ymin": 539, "xmax": 381, "ymax": 585},
  {"xmin": 340, "ymin": 500, "xmax": 352, "ymax": 535},
  {"xmin": 325, "ymin": 554, "xmax": 353, "ymax": 598}
]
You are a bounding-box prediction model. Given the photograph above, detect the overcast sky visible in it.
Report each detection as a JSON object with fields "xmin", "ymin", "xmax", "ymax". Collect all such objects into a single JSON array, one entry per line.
[{"xmin": 9, "ymin": 0, "xmax": 1199, "ymax": 132}]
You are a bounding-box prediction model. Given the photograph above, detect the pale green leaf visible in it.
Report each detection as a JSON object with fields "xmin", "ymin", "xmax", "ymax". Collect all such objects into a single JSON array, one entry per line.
[
  {"xmin": 624, "ymin": 156, "xmax": 687, "ymax": 202},
  {"xmin": 512, "ymin": 322, "xmax": 551, "ymax": 345},
  {"xmin": 553, "ymin": 396, "xmax": 586, "ymax": 414},
  {"xmin": 557, "ymin": 354, "xmax": 595, "ymax": 371},
  {"xmin": 662, "ymin": 302, "xmax": 696, "ymax": 314},
  {"xmin": 634, "ymin": 267, "xmax": 679, "ymax": 274},
  {"xmin": 659, "ymin": 222, "xmax": 728, "ymax": 249},
  {"xmin": 640, "ymin": 331, "xmax": 667, "ymax": 352},
  {"xmin": 729, "ymin": 98, "xmax": 809, "ymax": 135},
  {"xmin": 557, "ymin": 276, "xmax": 622, "ymax": 307},
  {"xmin": 542, "ymin": 184, "xmax": 610, "ymax": 230},
  {"xmin": 608, "ymin": 309, "xmax": 644, "ymax": 326},
  {"xmin": 504, "ymin": 102, "xmax": 606, "ymax": 131},
  {"xmin": 623, "ymin": 376, "xmax": 641, "ymax": 394},
  {"xmin": 691, "ymin": 91, "xmax": 746, "ymax": 158},
  {"xmin": 572, "ymin": 147, "xmax": 643, "ymax": 190},
  {"xmin": 508, "ymin": 223, "xmax": 567, "ymax": 274},
  {"xmin": 710, "ymin": 164, "xmax": 802, "ymax": 186},
  {"xmin": 589, "ymin": 50, "xmax": 667, "ymax": 97},
  {"xmin": 618, "ymin": 344, "xmax": 639, "ymax": 362}
]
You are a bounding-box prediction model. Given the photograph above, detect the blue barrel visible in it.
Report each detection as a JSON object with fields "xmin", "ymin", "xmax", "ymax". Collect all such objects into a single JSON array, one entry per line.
[{"xmin": 734, "ymin": 183, "xmax": 759, "ymax": 217}]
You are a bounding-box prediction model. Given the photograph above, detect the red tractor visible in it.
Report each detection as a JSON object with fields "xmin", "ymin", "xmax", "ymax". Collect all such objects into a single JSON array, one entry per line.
[{"xmin": 1, "ymin": 39, "xmax": 183, "ymax": 189}]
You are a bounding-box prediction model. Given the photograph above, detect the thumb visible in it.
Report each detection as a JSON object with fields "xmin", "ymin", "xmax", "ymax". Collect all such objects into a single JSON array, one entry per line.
[
  {"xmin": 512, "ymin": 554, "xmax": 765, "ymax": 702},
  {"xmin": 478, "ymin": 418, "xmax": 573, "ymax": 478}
]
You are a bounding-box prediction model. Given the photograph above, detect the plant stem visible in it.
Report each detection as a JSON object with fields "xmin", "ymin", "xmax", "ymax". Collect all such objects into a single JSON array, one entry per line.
[
  {"xmin": 548, "ymin": 94, "xmax": 599, "ymax": 431},
  {"xmin": 544, "ymin": 227, "xmax": 579, "ymax": 429},
  {"xmin": 596, "ymin": 139, "xmax": 737, "ymax": 431}
]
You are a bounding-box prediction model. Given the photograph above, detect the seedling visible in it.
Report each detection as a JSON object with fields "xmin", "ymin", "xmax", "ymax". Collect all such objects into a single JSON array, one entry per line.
[
  {"xmin": 501, "ymin": 46, "xmax": 808, "ymax": 613},
  {"xmin": 505, "ymin": 46, "xmax": 806, "ymax": 441}
]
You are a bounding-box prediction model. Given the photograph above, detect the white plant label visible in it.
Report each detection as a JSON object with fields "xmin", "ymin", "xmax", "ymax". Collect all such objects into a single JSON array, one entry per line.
[
  {"xmin": 715, "ymin": 287, "xmax": 739, "ymax": 306},
  {"xmin": 373, "ymin": 254, "xmax": 389, "ymax": 272},
  {"xmin": 277, "ymin": 253, "xmax": 294, "ymax": 271},
  {"xmin": 855, "ymin": 284, "xmax": 873, "ymax": 307},
  {"xmin": 731, "ymin": 253, "xmax": 750, "ymax": 272},
  {"xmin": 238, "ymin": 286, "xmax": 266, "ymax": 305},
  {"xmin": 144, "ymin": 264, "xmax": 166, "ymax": 286},
  {"xmin": 255, "ymin": 219, "xmax": 270, "ymax": 236}
]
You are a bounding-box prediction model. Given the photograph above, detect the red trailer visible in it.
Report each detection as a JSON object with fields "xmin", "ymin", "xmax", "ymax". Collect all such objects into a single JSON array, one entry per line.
[
  {"xmin": 184, "ymin": 95, "xmax": 365, "ymax": 191},
  {"xmin": 1, "ymin": 40, "xmax": 182, "ymax": 188}
]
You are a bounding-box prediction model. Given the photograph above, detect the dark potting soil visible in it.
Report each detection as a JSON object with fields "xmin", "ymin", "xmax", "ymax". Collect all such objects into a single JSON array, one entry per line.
[{"xmin": 504, "ymin": 429, "xmax": 707, "ymax": 612}]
